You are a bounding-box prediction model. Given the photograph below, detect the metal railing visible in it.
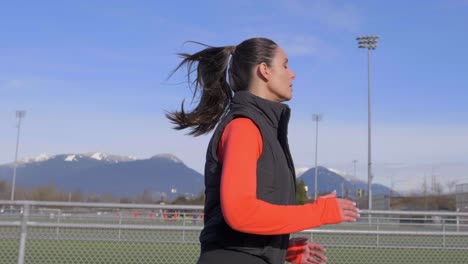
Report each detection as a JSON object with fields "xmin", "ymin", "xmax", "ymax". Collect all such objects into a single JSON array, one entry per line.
[{"xmin": 1, "ymin": 200, "xmax": 468, "ymax": 264}]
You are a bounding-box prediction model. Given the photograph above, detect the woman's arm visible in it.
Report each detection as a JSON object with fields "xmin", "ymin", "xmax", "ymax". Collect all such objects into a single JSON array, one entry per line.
[{"xmin": 219, "ymin": 118, "xmax": 342, "ymax": 235}]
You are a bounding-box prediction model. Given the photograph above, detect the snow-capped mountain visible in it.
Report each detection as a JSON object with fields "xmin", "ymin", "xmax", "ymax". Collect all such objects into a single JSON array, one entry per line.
[
  {"xmin": 327, "ymin": 167, "xmax": 359, "ymax": 181},
  {"xmin": 34, "ymin": 153, "xmax": 51, "ymax": 162},
  {"xmin": 297, "ymin": 167, "xmax": 359, "ymax": 181},
  {"xmin": 81, "ymin": 152, "xmax": 137, "ymax": 163},
  {"xmin": 0, "ymin": 153, "xmax": 394, "ymax": 201},
  {"xmin": 0, "ymin": 152, "xmax": 202, "ymax": 199},
  {"xmin": 10, "ymin": 153, "xmax": 52, "ymax": 166},
  {"xmin": 150, "ymin": 153, "xmax": 183, "ymax": 164},
  {"xmin": 298, "ymin": 166, "xmax": 396, "ymax": 198},
  {"xmin": 64, "ymin": 154, "xmax": 78, "ymax": 162},
  {"xmin": 295, "ymin": 167, "xmax": 310, "ymax": 178},
  {"xmin": 3, "ymin": 152, "xmax": 137, "ymax": 167}
]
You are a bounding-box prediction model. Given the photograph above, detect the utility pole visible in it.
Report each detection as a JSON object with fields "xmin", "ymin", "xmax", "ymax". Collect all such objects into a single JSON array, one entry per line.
[
  {"xmin": 11, "ymin": 110, "xmax": 26, "ymax": 201},
  {"xmin": 352, "ymin": 160, "xmax": 357, "ymax": 179},
  {"xmin": 312, "ymin": 114, "xmax": 322, "ymax": 200}
]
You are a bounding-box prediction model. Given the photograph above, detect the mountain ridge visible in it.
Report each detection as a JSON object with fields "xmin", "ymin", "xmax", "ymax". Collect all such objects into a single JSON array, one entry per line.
[{"xmin": 0, "ymin": 153, "xmax": 395, "ymax": 200}]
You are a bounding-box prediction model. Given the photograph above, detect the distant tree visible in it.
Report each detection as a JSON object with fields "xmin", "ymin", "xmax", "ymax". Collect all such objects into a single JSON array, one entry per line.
[
  {"xmin": 141, "ymin": 189, "xmax": 155, "ymax": 204},
  {"xmin": 422, "ymin": 176, "xmax": 429, "ymax": 210},
  {"xmin": 31, "ymin": 184, "xmax": 62, "ymax": 201},
  {"xmin": 172, "ymin": 195, "xmax": 188, "ymax": 205},
  {"xmin": 101, "ymin": 192, "xmax": 117, "ymax": 203},
  {"xmin": 296, "ymin": 179, "xmax": 308, "ymax": 205},
  {"xmin": 120, "ymin": 197, "xmax": 133, "ymax": 204},
  {"xmin": 71, "ymin": 190, "xmax": 84, "ymax": 202},
  {"xmin": 445, "ymin": 180, "xmax": 458, "ymax": 194},
  {"xmin": 433, "ymin": 181, "xmax": 444, "ymax": 196},
  {"xmin": 0, "ymin": 180, "xmax": 9, "ymax": 199},
  {"xmin": 86, "ymin": 194, "xmax": 101, "ymax": 203},
  {"xmin": 430, "ymin": 174, "xmax": 444, "ymax": 196},
  {"xmin": 13, "ymin": 186, "xmax": 29, "ymax": 200},
  {"xmin": 192, "ymin": 191, "xmax": 205, "ymax": 205}
]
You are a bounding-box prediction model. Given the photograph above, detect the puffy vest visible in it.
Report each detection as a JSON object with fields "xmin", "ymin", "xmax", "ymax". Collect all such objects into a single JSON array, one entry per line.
[{"xmin": 200, "ymin": 91, "xmax": 297, "ymax": 264}]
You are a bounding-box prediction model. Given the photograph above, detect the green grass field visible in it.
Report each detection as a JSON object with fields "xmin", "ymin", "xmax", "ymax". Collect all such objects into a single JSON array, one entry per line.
[
  {"xmin": 2, "ymin": 214, "xmax": 468, "ymax": 263},
  {"xmin": 1, "ymin": 239, "xmax": 468, "ymax": 264}
]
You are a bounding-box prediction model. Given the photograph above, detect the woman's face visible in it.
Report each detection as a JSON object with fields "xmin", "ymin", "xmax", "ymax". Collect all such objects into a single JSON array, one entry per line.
[{"xmin": 265, "ymin": 47, "xmax": 296, "ymax": 102}]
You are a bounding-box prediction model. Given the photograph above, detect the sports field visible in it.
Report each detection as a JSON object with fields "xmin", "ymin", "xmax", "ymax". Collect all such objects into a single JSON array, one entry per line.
[
  {"xmin": 2, "ymin": 207, "xmax": 468, "ymax": 263},
  {"xmin": 1, "ymin": 239, "xmax": 468, "ymax": 264}
]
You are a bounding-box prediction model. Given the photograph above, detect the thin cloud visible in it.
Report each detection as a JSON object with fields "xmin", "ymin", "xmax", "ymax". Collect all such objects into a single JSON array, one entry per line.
[
  {"xmin": 0, "ymin": 80, "xmax": 25, "ymax": 90},
  {"xmin": 276, "ymin": 35, "xmax": 338, "ymax": 58},
  {"xmin": 237, "ymin": 28, "xmax": 338, "ymax": 59},
  {"xmin": 279, "ymin": 0, "xmax": 363, "ymax": 32}
]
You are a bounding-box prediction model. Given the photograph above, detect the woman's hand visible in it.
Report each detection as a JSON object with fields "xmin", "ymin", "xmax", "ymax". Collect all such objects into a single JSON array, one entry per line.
[
  {"xmin": 320, "ymin": 191, "xmax": 360, "ymax": 222},
  {"xmin": 301, "ymin": 242, "xmax": 327, "ymax": 264},
  {"xmin": 288, "ymin": 237, "xmax": 327, "ymax": 264}
]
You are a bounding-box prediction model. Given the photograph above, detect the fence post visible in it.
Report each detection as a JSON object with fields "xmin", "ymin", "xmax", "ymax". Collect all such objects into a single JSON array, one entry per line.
[
  {"xmin": 17, "ymin": 204, "xmax": 30, "ymax": 264},
  {"xmin": 118, "ymin": 212, "xmax": 122, "ymax": 241},
  {"xmin": 376, "ymin": 217, "xmax": 380, "ymax": 247},
  {"xmin": 182, "ymin": 213, "xmax": 186, "ymax": 242},
  {"xmin": 55, "ymin": 210, "xmax": 61, "ymax": 239},
  {"xmin": 442, "ymin": 219, "xmax": 446, "ymax": 248}
]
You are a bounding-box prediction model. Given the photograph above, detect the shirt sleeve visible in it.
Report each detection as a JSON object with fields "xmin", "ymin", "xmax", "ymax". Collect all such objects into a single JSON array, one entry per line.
[{"xmin": 219, "ymin": 118, "xmax": 342, "ymax": 235}]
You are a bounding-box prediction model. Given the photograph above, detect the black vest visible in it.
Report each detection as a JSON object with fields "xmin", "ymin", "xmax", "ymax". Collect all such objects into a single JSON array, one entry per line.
[{"xmin": 200, "ymin": 91, "xmax": 297, "ymax": 264}]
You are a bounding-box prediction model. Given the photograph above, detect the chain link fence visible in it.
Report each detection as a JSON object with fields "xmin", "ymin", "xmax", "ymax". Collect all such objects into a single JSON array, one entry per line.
[{"xmin": 1, "ymin": 200, "xmax": 468, "ymax": 263}]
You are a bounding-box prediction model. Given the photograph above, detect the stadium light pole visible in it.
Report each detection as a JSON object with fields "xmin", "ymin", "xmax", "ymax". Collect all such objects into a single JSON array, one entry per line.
[
  {"xmin": 11, "ymin": 110, "xmax": 26, "ymax": 201},
  {"xmin": 357, "ymin": 35, "xmax": 379, "ymax": 210},
  {"xmin": 352, "ymin": 160, "xmax": 358, "ymax": 179},
  {"xmin": 312, "ymin": 114, "xmax": 322, "ymax": 200}
]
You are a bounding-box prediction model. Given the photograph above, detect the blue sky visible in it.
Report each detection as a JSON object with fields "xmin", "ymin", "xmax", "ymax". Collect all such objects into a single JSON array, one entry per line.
[{"xmin": 1, "ymin": 0, "xmax": 468, "ymax": 192}]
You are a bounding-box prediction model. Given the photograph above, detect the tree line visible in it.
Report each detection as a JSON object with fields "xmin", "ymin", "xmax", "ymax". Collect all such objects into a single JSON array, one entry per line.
[{"xmin": 0, "ymin": 178, "xmax": 458, "ymax": 210}]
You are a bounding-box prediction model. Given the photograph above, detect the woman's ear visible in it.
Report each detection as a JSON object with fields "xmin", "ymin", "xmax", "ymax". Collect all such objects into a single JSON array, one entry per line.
[{"xmin": 257, "ymin": 62, "xmax": 270, "ymax": 81}]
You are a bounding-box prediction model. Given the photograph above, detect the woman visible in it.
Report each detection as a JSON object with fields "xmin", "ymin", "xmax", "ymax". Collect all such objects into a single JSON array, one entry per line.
[{"xmin": 167, "ymin": 38, "xmax": 359, "ymax": 264}]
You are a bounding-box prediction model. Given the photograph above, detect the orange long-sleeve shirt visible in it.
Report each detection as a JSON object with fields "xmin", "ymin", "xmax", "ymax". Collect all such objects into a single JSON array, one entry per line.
[{"xmin": 218, "ymin": 118, "xmax": 342, "ymax": 235}]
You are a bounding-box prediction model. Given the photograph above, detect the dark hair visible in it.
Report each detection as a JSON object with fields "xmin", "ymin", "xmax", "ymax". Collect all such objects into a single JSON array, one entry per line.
[{"xmin": 166, "ymin": 38, "xmax": 278, "ymax": 136}]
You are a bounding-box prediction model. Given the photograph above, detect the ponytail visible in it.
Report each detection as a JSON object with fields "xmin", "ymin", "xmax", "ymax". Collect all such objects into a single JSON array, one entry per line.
[{"xmin": 166, "ymin": 43, "xmax": 235, "ymax": 136}]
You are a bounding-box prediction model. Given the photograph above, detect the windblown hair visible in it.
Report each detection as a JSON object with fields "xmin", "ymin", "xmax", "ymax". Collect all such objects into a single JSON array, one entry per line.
[{"xmin": 166, "ymin": 38, "xmax": 278, "ymax": 136}]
